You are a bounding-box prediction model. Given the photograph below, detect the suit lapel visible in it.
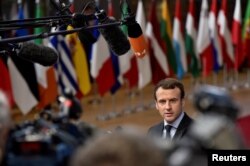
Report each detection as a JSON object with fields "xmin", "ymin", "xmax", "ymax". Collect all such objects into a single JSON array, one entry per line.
[
  {"xmin": 173, "ymin": 113, "xmax": 193, "ymax": 140},
  {"xmin": 155, "ymin": 122, "xmax": 164, "ymax": 137}
]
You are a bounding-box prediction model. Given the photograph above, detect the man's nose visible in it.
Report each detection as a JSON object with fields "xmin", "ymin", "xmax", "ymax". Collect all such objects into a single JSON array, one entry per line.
[{"xmin": 165, "ymin": 101, "xmax": 171, "ymax": 109}]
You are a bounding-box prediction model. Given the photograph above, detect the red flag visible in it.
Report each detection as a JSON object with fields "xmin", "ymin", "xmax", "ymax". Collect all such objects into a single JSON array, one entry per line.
[
  {"xmin": 123, "ymin": 57, "xmax": 139, "ymax": 88},
  {"xmin": 0, "ymin": 57, "xmax": 14, "ymax": 107},
  {"xmin": 197, "ymin": 0, "xmax": 214, "ymax": 76},
  {"xmin": 232, "ymin": 0, "xmax": 244, "ymax": 70},
  {"xmin": 91, "ymin": 33, "xmax": 115, "ymax": 96},
  {"xmin": 237, "ymin": 115, "xmax": 250, "ymax": 148},
  {"xmin": 146, "ymin": 0, "xmax": 169, "ymax": 84},
  {"xmin": 218, "ymin": 0, "xmax": 235, "ymax": 70}
]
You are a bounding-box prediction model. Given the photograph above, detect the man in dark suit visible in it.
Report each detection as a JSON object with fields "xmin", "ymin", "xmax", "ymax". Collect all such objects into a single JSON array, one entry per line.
[{"xmin": 148, "ymin": 78, "xmax": 193, "ymax": 141}]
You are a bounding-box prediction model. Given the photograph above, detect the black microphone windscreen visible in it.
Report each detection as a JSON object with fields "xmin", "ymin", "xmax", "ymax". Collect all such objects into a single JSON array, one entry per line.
[
  {"xmin": 78, "ymin": 30, "xmax": 97, "ymax": 45},
  {"xmin": 18, "ymin": 42, "xmax": 58, "ymax": 66},
  {"xmin": 71, "ymin": 13, "xmax": 97, "ymax": 45},
  {"xmin": 97, "ymin": 16, "xmax": 131, "ymax": 56},
  {"xmin": 127, "ymin": 22, "xmax": 143, "ymax": 38}
]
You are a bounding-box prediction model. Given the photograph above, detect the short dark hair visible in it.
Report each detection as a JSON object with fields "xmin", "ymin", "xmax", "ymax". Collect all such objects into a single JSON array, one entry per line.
[{"xmin": 154, "ymin": 78, "xmax": 185, "ymax": 100}]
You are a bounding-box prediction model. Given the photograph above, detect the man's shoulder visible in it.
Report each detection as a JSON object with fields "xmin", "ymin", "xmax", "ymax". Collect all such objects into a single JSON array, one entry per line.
[
  {"xmin": 150, "ymin": 121, "xmax": 163, "ymax": 128},
  {"xmin": 179, "ymin": 112, "xmax": 194, "ymax": 129},
  {"xmin": 148, "ymin": 121, "xmax": 164, "ymax": 133},
  {"xmin": 183, "ymin": 113, "xmax": 194, "ymax": 123}
]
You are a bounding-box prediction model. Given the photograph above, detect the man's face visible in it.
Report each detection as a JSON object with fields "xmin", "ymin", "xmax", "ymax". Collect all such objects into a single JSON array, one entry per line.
[{"xmin": 155, "ymin": 87, "xmax": 185, "ymax": 123}]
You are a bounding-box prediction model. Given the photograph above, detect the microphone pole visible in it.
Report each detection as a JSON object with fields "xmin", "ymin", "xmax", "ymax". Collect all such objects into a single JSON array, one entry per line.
[
  {"xmin": 0, "ymin": 15, "xmax": 71, "ymax": 25},
  {"xmin": 0, "ymin": 21, "xmax": 122, "ymax": 44},
  {"xmin": 0, "ymin": 22, "xmax": 58, "ymax": 31}
]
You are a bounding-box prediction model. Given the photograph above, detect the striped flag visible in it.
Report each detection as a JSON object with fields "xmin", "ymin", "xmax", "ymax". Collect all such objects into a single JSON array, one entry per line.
[
  {"xmin": 66, "ymin": 25, "xmax": 92, "ymax": 97},
  {"xmin": 136, "ymin": 0, "xmax": 152, "ymax": 89},
  {"xmin": 0, "ymin": 57, "xmax": 14, "ymax": 107},
  {"xmin": 0, "ymin": 4, "xmax": 14, "ymax": 107},
  {"xmin": 232, "ymin": 0, "xmax": 244, "ymax": 70},
  {"xmin": 7, "ymin": 1, "xmax": 39, "ymax": 114},
  {"xmin": 108, "ymin": 0, "xmax": 122, "ymax": 94},
  {"xmin": 34, "ymin": 0, "xmax": 57, "ymax": 109},
  {"xmin": 90, "ymin": 30, "xmax": 115, "ymax": 96},
  {"xmin": 217, "ymin": 0, "xmax": 235, "ymax": 70},
  {"xmin": 173, "ymin": 0, "xmax": 187, "ymax": 79},
  {"xmin": 209, "ymin": 0, "xmax": 223, "ymax": 73},
  {"xmin": 49, "ymin": 28, "xmax": 79, "ymax": 96},
  {"xmin": 197, "ymin": 0, "xmax": 214, "ymax": 76},
  {"xmin": 120, "ymin": 0, "xmax": 139, "ymax": 89},
  {"xmin": 146, "ymin": 0, "xmax": 169, "ymax": 84},
  {"xmin": 160, "ymin": 0, "xmax": 177, "ymax": 75},
  {"xmin": 185, "ymin": 0, "xmax": 200, "ymax": 78}
]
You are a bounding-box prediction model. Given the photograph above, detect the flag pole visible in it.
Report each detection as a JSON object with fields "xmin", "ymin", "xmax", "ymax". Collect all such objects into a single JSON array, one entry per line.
[
  {"xmin": 232, "ymin": 69, "xmax": 239, "ymax": 90},
  {"xmin": 213, "ymin": 71, "xmax": 218, "ymax": 86},
  {"xmin": 244, "ymin": 69, "xmax": 250, "ymax": 88},
  {"xmin": 135, "ymin": 88, "xmax": 147, "ymax": 112},
  {"xmin": 122, "ymin": 79, "xmax": 135, "ymax": 115},
  {"xmin": 223, "ymin": 64, "xmax": 228, "ymax": 88},
  {"xmin": 107, "ymin": 93, "xmax": 121, "ymax": 119},
  {"xmin": 92, "ymin": 81, "xmax": 108, "ymax": 121}
]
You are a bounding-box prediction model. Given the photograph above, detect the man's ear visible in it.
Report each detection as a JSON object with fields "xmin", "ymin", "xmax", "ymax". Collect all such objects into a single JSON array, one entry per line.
[
  {"xmin": 155, "ymin": 100, "xmax": 158, "ymax": 110},
  {"xmin": 181, "ymin": 98, "xmax": 185, "ymax": 107}
]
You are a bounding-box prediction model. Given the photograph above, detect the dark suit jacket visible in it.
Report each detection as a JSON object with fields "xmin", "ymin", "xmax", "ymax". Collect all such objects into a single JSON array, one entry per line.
[{"xmin": 148, "ymin": 113, "xmax": 193, "ymax": 141}]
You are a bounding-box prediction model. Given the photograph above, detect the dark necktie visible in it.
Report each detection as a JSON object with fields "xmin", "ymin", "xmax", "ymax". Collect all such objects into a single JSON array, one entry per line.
[{"xmin": 164, "ymin": 125, "xmax": 172, "ymax": 139}]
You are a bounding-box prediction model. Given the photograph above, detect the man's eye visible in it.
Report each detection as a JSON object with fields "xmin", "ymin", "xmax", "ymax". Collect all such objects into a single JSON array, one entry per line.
[
  {"xmin": 159, "ymin": 100, "xmax": 166, "ymax": 104},
  {"xmin": 169, "ymin": 99, "xmax": 178, "ymax": 104}
]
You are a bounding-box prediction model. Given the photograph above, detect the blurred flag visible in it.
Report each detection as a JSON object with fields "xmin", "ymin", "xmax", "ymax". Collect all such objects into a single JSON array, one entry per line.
[
  {"xmin": 0, "ymin": 57, "xmax": 14, "ymax": 107},
  {"xmin": 49, "ymin": 28, "xmax": 79, "ymax": 96},
  {"xmin": 160, "ymin": 0, "xmax": 177, "ymax": 76},
  {"xmin": 136, "ymin": 0, "xmax": 152, "ymax": 89},
  {"xmin": 185, "ymin": 0, "xmax": 200, "ymax": 78},
  {"xmin": 90, "ymin": 30, "xmax": 115, "ymax": 96},
  {"xmin": 197, "ymin": 0, "xmax": 213, "ymax": 76},
  {"xmin": 217, "ymin": 0, "xmax": 235, "ymax": 70},
  {"xmin": 66, "ymin": 26, "xmax": 92, "ymax": 97},
  {"xmin": 237, "ymin": 115, "xmax": 250, "ymax": 148},
  {"xmin": 120, "ymin": 0, "xmax": 139, "ymax": 89},
  {"xmin": 108, "ymin": 0, "xmax": 122, "ymax": 94},
  {"xmin": 0, "ymin": 2, "xmax": 14, "ymax": 107},
  {"xmin": 7, "ymin": 1, "xmax": 39, "ymax": 114},
  {"xmin": 209, "ymin": 0, "xmax": 223, "ymax": 73},
  {"xmin": 173, "ymin": 0, "xmax": 187, "ymax": 79},
  {"xmin": 34, "ymin": 0, "xmax": 43, "ymax": 45},
  {"xmin": 146, "ymin": 0, "xmax": 169, "ymax": 84},
  {"xmin": 232, "ymin": 0, "xmax": 244, "ymax": 70},
  {"xmin": 242, "ymin": 0, "xmax": 250, "ymax": 67},
  {"xmin": 34, "ymin": 0, "xmax": 57, "ymax": 109}
]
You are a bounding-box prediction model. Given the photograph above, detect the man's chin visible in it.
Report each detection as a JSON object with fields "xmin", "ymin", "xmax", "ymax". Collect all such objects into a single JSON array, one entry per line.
[{"xmin": 164, "ymin": 117, "xmax": 174, "ymax": 123}]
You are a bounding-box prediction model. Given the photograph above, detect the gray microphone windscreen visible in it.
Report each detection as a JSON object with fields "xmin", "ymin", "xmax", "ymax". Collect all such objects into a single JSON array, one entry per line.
[
  {"xmin": 18, "ymin": 42, "xmax": 58, "ymax": 66},
  {"xmin": 98, "ymin": 16, "xmax": 131, "ymax": 56}
]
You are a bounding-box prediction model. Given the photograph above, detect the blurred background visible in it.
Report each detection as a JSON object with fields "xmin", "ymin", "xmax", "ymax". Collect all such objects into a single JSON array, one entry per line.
[{"xmin": 0, "ymin": 0, "xmax": 250, "ymax": 133}]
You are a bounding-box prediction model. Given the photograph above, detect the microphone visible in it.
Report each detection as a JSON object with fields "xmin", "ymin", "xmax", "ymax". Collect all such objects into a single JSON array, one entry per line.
[
  {"xmin": 17, "ymin": 42, "xmax": 58, "ymax": 66},
  {"xmin": 95, "ymin": 8, "xmax": 131, "ymax": 56},
  {"xmin": 71, "ymin": 13, "xmax": 97, "ymax": 44},
  {"xmin": 49, "ymin": 0, "xmax": 97, "ymax": 45},
  {"xmin": 193, "ymin": 85, "xmax": 239, "ymax": 120},
  {"xmin": 121, "ymin": 0, "xmax": 147, "ymax": 58}
]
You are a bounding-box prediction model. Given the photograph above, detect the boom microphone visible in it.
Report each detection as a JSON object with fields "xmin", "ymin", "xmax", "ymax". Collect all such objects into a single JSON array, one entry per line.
[
  {"xmin": 17, "ymin": 42, "xmax": 58, "ymax": 66},
  {"xmin": 121, "ymin": 0, "xmax": 147, "ymax": 58},
  {"xmin": 49, "ymin": 0, "xmax": 97, "ymax": 44},
  {"xmin": 95, "ymin": 9, "xmax": 131, "ymax": 56}
]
